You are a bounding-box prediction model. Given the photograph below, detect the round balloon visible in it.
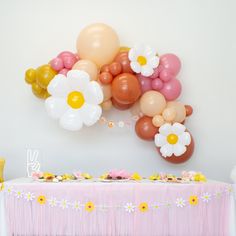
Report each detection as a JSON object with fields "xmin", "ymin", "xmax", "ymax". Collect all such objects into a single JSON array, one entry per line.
[
  {"xmin": 72, "ymin": 59, "xmax": 98, "ymax": 81},
  {"xmin": 112, "ymin": 97, "xmax": 134, "ymax": 110},
  {"xmin": 140, "ymin": 91, "xmax": 166, "ymax": 117},
  {"xmin": 158, "ymin": 134, "xmax": 194, "ymax": 164},
  {"xmin": 112, "ymin": 73, "xmax": 141, "ymax": 104},
  {"xmin": 160, "ymin": 54, "xmax": 181, "ymax": 76},
  {"xmin": 36, "ymin": 65, "xmax": 57, "ymax": 89},
  {"xmin": 76, "ymin": 23, "xmax": 120, "ymax": 67},
  {"xmin": 135, "ymin": 116, "xmax": 159, "ymax": 141},
  {"xmin": 160, "ymin": 78, "xmax": 182, "ymax": 101},
  {"xmin": 166, "ymin": 101, "xmax": 186, "ymax": 123},
  {"xmin": 114, "ymin": 52, "xmax": 133, "ymax": 74}
]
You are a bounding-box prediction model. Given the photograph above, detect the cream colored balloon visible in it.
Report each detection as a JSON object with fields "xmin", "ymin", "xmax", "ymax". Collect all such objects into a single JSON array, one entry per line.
[
  {"xmin": 76, "ymin": 23, "xmax": 120, "ymax": 67},
  {"xmin": 101, "ymin": 99, "xmax": 112, "ymax": 111},
  {"xmin": 152, "ymin": 115, "xmax": 165, "ymax": 127},
  {"xmin": 98, "ymin": 81, "xmax": 112, "ymax": 102},
  {"xmin": 140, "ymin": 91, "xmax": 166, "ymax": 117},
  {"xmin": 72, "ymin": 60, "xmax": 98, "ymax": 81},
  {"xmin": 162, "ymin": 107, "xmax": 177, "ymax": 122},
  {"xmin": 166, "ymin": 101, "xmax": 186, "ymax": 123},
  {"xmin": 130, "ymin": 101, "xmax": 142, "ymax": 116}
]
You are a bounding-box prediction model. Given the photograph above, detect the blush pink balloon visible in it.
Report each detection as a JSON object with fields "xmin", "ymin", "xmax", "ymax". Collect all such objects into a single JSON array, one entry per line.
[
  {"xmin": 149, "ymin": 67, "xmax": 159, "ymax": 79},
  {"xmin": 63, "ymin": 56, "xmax": 77, "ymax": 69},
  {"xmin": 159, "ymin": 69, "xmax": 175, "ymax": 82},
  {"xmin": 151, "ymin": 78, "xmax": 163, "ymax": 90},
  {"xmin": 59, "ymin": 68, "xmax": 69, "ymax": 76},
  {"xmin": 58, "ymin": 51, "xmax": 75, "ymax": 59},
  {"xmin": 160, "ymin": 78, "xmax": 182, "ymax": 101},
  {"xmin": 137, "ymin": 74, "xmax": 152, "ymax": 93},
  {"xmin": 160, "ymin": 54, "xmax": 181, "ymax": 76},
  {"xmin": 50, "ymin": 57, "xmax": 64, "ymax": 71}
]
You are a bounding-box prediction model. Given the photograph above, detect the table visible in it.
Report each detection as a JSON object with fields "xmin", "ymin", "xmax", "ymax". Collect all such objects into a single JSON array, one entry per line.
[{"xmin": 0, "ymin": 178, "xmax": 235, "ymax": 236}]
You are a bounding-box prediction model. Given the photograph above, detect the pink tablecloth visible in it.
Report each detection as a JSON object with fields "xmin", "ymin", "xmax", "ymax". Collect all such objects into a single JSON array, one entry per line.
[{"xmin": 2, "ymin": 179, "xmax": 233, "ymax": 236}]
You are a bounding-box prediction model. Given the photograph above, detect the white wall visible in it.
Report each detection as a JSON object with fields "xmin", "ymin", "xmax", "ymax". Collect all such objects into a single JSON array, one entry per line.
[{"xmin": 0, "ymin": 0, "xmax": 235, "ymax": 182}]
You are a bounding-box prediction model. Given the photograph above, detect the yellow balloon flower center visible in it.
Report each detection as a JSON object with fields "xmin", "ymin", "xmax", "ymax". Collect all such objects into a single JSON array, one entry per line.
[
  {"xmin": 67, "ymin": 91, "xmax": 85, "ymax": 109},
  {"xmin": 137, "ymin": 55, "xmax": 147, "ymax": 66},
  {"xmin": 167, "ymin": 134, "xmax": 178, "ymax": 145}
]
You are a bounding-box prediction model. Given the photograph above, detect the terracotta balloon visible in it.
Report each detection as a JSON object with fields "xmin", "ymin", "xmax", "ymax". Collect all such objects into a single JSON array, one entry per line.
[
  {"xmin": 140, "ymin": 91, "xmax": 166, "ymax": 117},
  {"xmin": 109, "ymin": 62, "xmax": 122, "ymax": 76},
  {"xmin": 72, "ymin": 59, "xmax": 98, "ymax": 81},
  {"xmin": 112, "ymin": 97, "xmax": 134, "ymax": 110},
  {"xmin": 114, "ymin": 52, "xmax": 133, "ymax": 73},
  {"xmin": 99, "ymin": 72, "xmax": 113, "ymax": 84},
  {"xmin": 112, "ymin": 73, "xmax": 141, "ymax": 105},
  {"xmin": 185, "ymin": 105, "xmax": 193, "ymax": 116},
  {"xmin": 158, "ymin": 134, "xmax": 194, "ymax": 164},
  {"xmin": 166, "ymin": 101, "xmax": 186, "ymax": 123},
  {"xmin": 135, "ymin": 116, "xmax": 159, "ymax": 141},
  {"xmin": 76, "ymin": 23, "xmax": 120, "ymax": 67}
]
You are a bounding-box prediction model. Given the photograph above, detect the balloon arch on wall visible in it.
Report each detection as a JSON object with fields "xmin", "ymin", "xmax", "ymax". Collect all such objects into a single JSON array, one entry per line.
[{"xmin": 24, "ymin": 23, "xmax": 194, "ymax": 164}]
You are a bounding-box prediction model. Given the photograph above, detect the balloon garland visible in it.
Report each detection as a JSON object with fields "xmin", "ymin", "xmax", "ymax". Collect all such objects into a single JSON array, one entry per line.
[{"xmin": 24, "ymin": 23, "xmax": 194, "ymax": 164}]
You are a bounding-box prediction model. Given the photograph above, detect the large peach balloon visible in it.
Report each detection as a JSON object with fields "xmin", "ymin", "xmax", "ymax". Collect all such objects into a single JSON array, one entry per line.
[
  {"xmin": 166, "ymin": 101, "xmax": 186, "ymax": 123},
  {"xmin": 112, "ymin": 73, "xmax": 141, "ymax": 104},
  {"xmin": 72, "ymin": 60, "xmax": 98, "ymax": 81},
  {"xmin": 76, "ymin": 23, "xmax": 120, "ymax": 67},
  {"xmin": 140, "ymin": 91, "xmax": 166, "ymax": 117}
]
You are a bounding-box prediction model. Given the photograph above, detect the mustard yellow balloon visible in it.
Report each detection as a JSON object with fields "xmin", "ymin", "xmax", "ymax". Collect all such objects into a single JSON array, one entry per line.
[
  {"xmin": 76, "ymin": 23, "xmax": 120, "ymax": 67},
  {"xmin": 140, "ymin": 91, "xmax": 166, "ymax": 117},
  {"xmin": 25, "ymin": 68, "xmax": 36, "ymax": 84},
  {"xmin": 72, "ymin": 59, "xmax": 98, "ymax": 81}
]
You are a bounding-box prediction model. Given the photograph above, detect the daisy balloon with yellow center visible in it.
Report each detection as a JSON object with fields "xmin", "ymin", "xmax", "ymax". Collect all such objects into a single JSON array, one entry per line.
[
  {"xmin": 155, "ymin": 123, "xmax": 191, "ymax": 157},
  {"xmin": 128, "ymin": 44, "xmax": 159, "ymax": 76},
  {"xmin": 45, "ymin": 70, "xmax": 103, "ymax": 131}
]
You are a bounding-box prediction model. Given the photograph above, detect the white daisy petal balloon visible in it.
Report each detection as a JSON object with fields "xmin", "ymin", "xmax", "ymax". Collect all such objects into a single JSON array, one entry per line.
[
  {"xmin": 128, "ymin": 44, "xmax": 159, "ymax": 76},
  {"xmin": 155, "ymin": 122, "xmax": 191, "ymax": 158},
  {"xmin": 45, "ymin": 69, "xmax": 103, "ymax": 131}
]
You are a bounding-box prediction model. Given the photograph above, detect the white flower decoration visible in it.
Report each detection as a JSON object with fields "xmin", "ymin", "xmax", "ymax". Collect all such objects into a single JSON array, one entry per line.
[
  {"xmin": 175, "ymin": 198, "xmax": 186, "ymax": 208},
  {"xmin": 24, "ymin": 192, "xmax": 35, "ymax": 201},
  {"xmin": 15, "ymin": 190, "xmax": 23, "ymax": 199},
  {"xmin": 48, "ymin": 197, "xmax": 57, "ymax": 207},
  {"xmin": 45, "ymin": 70, "xmax": 104, "ymax": 131},
  {"xmin": 155, "ymin": 123, "xmax": 191, "ymax": 157},
  {"xmin": 124, "ymin": 203, "xmax": 136, "ymax": 213},
  {"xmin": 72, "ymin": 201, "xmax": 82, "ymax": 211},
  {"xmin": 128, "ymin": 44, "xmax": 159, "ymax": 76},
  {"xmin": 201, "ymin": 193, "xmax": 211, "ymax": 203},
  {"xmin": 60, "ymin": 199, "xmax": 68, "ymax": 210},
  {"xmin": 7, "ymin": 186, "xmax": 13, "ymax": 195}
]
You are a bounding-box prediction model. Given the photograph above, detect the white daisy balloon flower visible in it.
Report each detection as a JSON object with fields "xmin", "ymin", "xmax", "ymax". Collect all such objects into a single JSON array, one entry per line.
[
  {"xmin": 128, "ymin": 44, "xmax": 159, "ymax": 76},
  {"xmin": 45, "ymin": 70, "xmax": 104, "ymax": 131},
  {"xmin": 155, "ymin": 123, "xmax": 191, "ymax": 157}
]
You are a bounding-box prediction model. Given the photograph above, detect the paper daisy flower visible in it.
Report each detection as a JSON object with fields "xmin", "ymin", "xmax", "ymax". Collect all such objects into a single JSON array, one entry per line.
[
  {"xmin": 155, "ymin": 123, "xmax": 191, "ymax": 157},
  {"xmin": 37, "ymin": 195, "xmax": 47, "ymax": 205},
  {"xmin": 124, "ymin": 203, "xmax": 136, "ymax": 213},
  {"xmin": 6, "ymin": 186, "xmax": 13, "ymax": 195},
  {"xmin": 189, "ymin": 195, "xmax": 198, "ymax": 206},
  {"xmin": 85, "ymin": 201, "xmax": 95, "ymax": 212},
  {"xmin": 48, "ymin": 197, "xmax": 57, "ymax": 207},
  {"xmin": 175, "ymin": 198, "xmax": 186, "ymax": 208},
  {"xmin": 15, "ymin": 190, "xmax": 24, "ymax": 199},
  {"xmin": 201, "ymin": 193, "xmax": 211, "ymax": 203},
  {"xmin": 60, "ymin": 199, "xmax": 69, "ymax": 209},
  {"xmin": 138, "ymin": 202, "xmax": 149, "ymax": 212},
  {"xmin": 24, "ymin": 192, "xmax": 35, "ymax": 201},
  {"xmin": 72, "ymin": 201, "xmax": 82, "ymax": 211},
  {"xmin": 128, "ymin": 44, "xmax": 159, "ymax": 76},
  {"xmin": 45, "ymin": 70, "xmax": 103, "ymax": 131}
]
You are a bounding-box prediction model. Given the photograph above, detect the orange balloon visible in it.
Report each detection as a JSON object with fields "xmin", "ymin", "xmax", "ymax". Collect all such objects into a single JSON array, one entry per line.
[
  {"xmin": 114, "ymin": 52, "xmax": 133, "ymax": 74},
  {"xmin": 99, "ymin": 72, "xmax": 113, "ymax": 85},
  {"xmin": 72, "ymin": 59, "xmax": 98, "ymax": 80},
  {"xmin": 185, "ymin": 105, "xmax": 193, "ymax": 116},
  {"xmin": 135, "ymin": 116, "xmax": 159, "ymax": 141},
  {"xmin": 112, "ymin": 73, "xmax": 141, "ymax": 105},
  {"xmin": 140, "ymin": 91, "xmax": 166, "ymax": 117},
  {"xmin": 76, "ymin": 23, "xmax": 120, "ymax": 67},
  {"xmin": 112, "ymin": 97, "xmax": 134, "ymax": 110}
]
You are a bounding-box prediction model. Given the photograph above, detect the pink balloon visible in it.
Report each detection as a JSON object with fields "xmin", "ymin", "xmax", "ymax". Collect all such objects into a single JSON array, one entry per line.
[
  {"xmin": 151, "ymin": 78, "xmax": 163, "ymax": 90},
  {"xmin": 59, "ymin": 68, "xmax": 69, "ymax": 76},
  {"xmin": 137, "ymin": 74, "xmax": 152, "ymax": 93},
  {"xmin": 159, "ymin": 69, "xmax": 175, "ymax": 82},
  {"xmin": 160, "ymin": 54, "xmax": 181, "ymax": 76},
  {"xmin": 63, "ymin": 56, "xmax": 77, "ymax": 69},
  {"xmin": 58, "ymin": 51, "xmax": 75, "ymax": 59},
  {"xmin": 160, "ymin": 79, "xmax": 182, "ymax": 101},
  {"xmin": 50, "ymin": 57, "xmax": 64, "ymax": 71},
  {"xmin": 149, "ymin": 67, "xmax": 159, "ymax": 79}
]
